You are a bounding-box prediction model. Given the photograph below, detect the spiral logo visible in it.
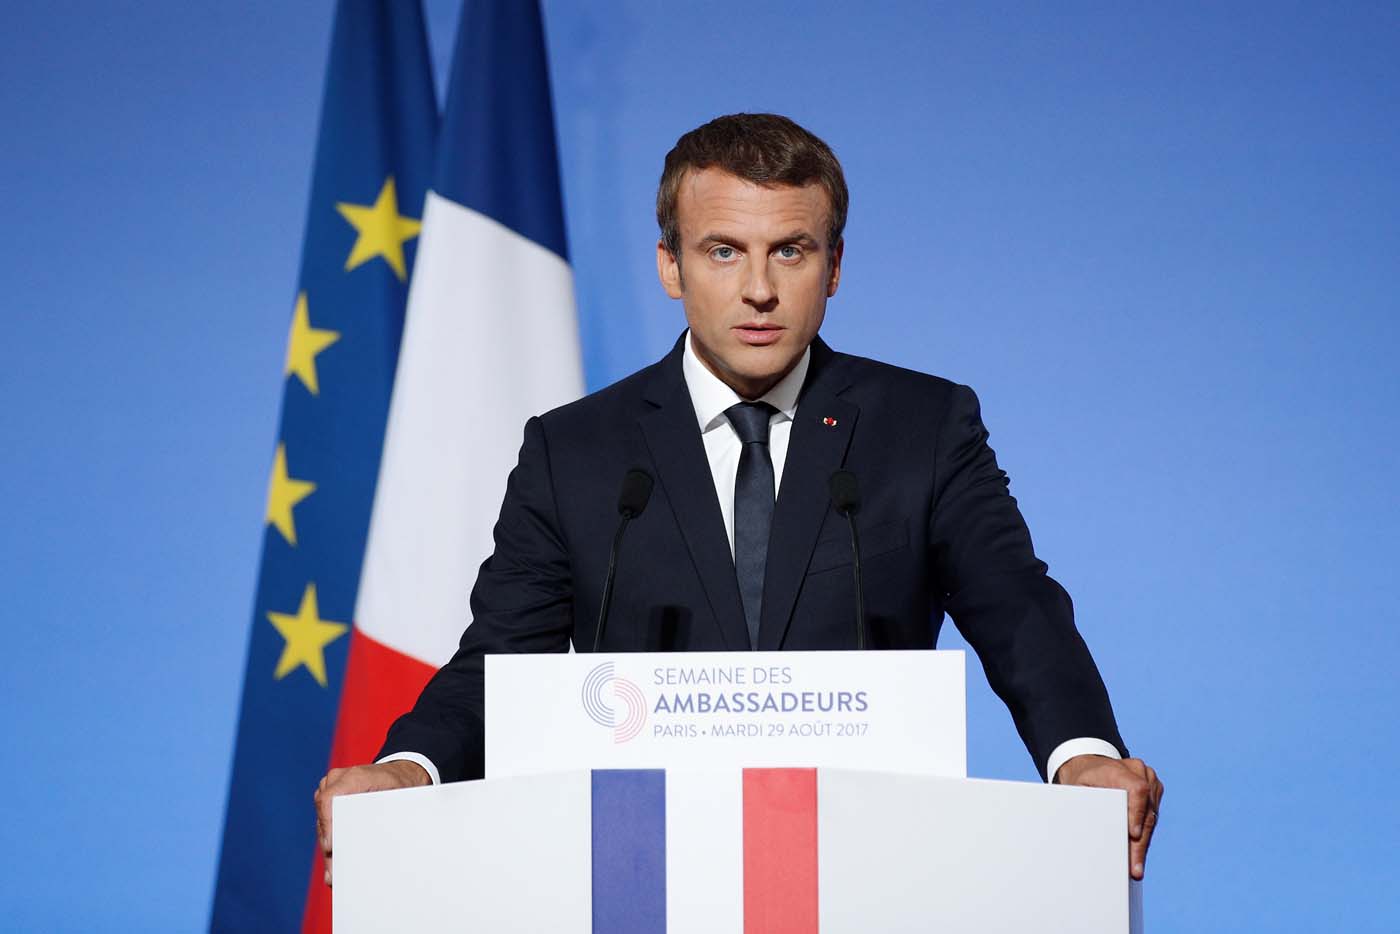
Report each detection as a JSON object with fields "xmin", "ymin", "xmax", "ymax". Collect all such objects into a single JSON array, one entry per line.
[{"xmin": 581, "ymin": 662, "xmax": 647, "ymax": 743}]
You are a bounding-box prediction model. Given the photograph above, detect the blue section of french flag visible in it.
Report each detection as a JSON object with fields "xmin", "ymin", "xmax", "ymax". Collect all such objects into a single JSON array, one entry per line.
[
  {"xmin": 592, "ymin": 771, "xmax": 668, "ymax": 933},
  {"xmin": 434, "ymin": 0, "xmax": 569, "ymax": 261}
]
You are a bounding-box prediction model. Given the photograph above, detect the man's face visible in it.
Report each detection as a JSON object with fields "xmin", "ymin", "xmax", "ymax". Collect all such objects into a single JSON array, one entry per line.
[{"xmin": 657, "ymin": 168, "xmax": 843, "ymax": 399}]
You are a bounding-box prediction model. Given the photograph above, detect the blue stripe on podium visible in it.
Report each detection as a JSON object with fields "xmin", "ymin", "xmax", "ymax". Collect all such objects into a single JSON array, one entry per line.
[{"xmin": 591, "ymin": 770, "xmax": 667, "ymax": 933}]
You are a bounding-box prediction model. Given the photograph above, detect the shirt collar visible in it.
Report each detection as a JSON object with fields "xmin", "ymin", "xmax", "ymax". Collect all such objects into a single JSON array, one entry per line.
[{"xmin": 682, "ymin": 330, "xmax": 810, "ymax": 433}]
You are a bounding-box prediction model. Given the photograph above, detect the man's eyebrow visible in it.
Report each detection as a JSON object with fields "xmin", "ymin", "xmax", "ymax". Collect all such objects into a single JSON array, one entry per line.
[{"xmin": 694, "ymin": 230, "xmax": 821, "ymax": 246}]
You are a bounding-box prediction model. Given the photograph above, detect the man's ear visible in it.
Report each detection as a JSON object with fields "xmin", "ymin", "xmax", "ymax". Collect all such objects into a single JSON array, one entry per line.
[
  {"xmin": 826, "ymin": 238, "xmax": 844, "ymax": 298},
  {"xmin": 657, "ymin": 240, "xmax": 684, "ymax": 298}
]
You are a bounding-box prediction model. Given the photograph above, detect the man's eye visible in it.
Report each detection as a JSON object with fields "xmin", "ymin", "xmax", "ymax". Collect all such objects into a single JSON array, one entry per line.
[
  {"xmin": 777, "ymin": 245, "xmax": 801, "ymax": 260},
  {"xmin": 711, "ymin": 246, "xmax": 737, "ymax": 261}
]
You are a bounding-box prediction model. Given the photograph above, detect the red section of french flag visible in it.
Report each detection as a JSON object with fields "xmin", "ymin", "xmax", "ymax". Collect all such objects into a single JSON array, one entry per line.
[
  {"xmin": 301, "ymin": 628, "xmax": 438, "ymax": 934},
  {"xmin": 744, "ymin": 768, "xmax": 820, "ymax": 934}
]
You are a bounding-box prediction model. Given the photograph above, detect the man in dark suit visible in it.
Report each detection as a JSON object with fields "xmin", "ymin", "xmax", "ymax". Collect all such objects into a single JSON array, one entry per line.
[{"xmin": 316, "ymin": 113, "xmax": 1163, "ymax": 883}]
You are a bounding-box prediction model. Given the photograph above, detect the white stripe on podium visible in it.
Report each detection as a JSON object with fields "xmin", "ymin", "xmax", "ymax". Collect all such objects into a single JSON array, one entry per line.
[{"xmin": 666, "ymin": 769, "xmax": 744, "ymax": 934}]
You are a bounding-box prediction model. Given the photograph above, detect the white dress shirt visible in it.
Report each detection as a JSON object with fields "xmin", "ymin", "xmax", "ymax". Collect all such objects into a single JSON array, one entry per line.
[{"xmin": 384, "ymin": 332, "xmax": 1120, "ymax": 784}]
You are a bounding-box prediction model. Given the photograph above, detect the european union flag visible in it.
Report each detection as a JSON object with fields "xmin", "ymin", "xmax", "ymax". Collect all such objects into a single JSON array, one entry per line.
[{"xmin": 211, "ymin": 2, "xmax": 437, "ymax": 930}]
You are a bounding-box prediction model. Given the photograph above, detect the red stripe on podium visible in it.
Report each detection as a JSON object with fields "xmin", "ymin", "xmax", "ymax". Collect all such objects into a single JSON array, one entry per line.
[
  {"xmin": 301, "ymin": 628, "xmax": 438, "ymax": 934},
  {"xmin": 743, "ymin": 768, "xmax": 819, "ymax": 934}
]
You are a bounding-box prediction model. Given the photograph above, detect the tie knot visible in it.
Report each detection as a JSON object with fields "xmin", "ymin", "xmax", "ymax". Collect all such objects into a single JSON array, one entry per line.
[{"xmin": 725, "ymin": 401, "xmax": 776, "ymax": 445}]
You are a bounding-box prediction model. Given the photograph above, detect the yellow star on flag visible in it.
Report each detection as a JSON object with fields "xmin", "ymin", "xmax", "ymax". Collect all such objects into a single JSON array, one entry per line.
[
  {"xmin": 336, "ymin": 176, "xmax": 422, "ymax": 280},
  {"xmin": 265, "ymin": 443, "xmax": 316, "ymax": 546},
  {"xmin": 267, "ymin": 583, "xmax": 348, "ymax": 688},
  {"xmin": 284, "ymin": 292, "xmax": 340, "ymax": 395}
]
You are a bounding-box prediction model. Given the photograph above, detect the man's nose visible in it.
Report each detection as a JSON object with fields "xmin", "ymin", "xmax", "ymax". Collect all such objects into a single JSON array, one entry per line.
[{"xmin": 741, "ymin": 259, "xmax": 776, "ymax": 309}]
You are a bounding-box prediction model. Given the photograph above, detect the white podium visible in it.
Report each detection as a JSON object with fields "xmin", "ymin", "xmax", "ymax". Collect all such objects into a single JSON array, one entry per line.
[{"xmin": 334, "ymin": 651, "xmax": 1138, "ymax": 932}]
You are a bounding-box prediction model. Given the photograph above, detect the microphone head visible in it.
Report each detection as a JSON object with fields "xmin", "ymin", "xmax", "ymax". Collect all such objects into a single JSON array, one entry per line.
[
  {"xmin": 617, "ymin": 468, "xmax": 655, "ymax": 519},
  {"xmin": 828, "ymin": 469, "xmax": 860, "ymax": 516}
]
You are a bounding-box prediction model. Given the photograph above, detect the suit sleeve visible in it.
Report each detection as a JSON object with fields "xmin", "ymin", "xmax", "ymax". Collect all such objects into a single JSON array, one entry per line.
[
  {"xmin": 929, "ymin": 384, "xmax": 1128, "ymax": 779},
  {"xmin": 376, "ymin": 415, "xmax": 574, "ymax": 782}
]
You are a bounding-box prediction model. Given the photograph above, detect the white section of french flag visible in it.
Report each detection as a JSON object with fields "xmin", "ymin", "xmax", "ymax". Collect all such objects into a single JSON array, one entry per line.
[{"xmin": 353, "ymin": 192, "xmax": 583, "ymax": 667}]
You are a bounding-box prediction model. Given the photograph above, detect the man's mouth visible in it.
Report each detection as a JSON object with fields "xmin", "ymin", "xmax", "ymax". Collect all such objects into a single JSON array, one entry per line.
[{"xmin": 733, "ymin": 323, "xmax": 784, "ymax": 346}]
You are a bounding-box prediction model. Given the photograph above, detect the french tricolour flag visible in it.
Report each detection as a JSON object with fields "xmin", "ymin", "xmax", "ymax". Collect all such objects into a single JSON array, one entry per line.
[
  {"xmin": 303, "ymin": 1, "xmax": 583, "ymax": 928},
  {"xmin": 590, "ymin": 768, "xmax": 821, "ymax": 933}
]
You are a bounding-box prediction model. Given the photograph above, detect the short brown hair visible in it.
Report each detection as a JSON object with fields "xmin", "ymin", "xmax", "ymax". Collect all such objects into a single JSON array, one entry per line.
[{"xmin": 656, "ymin": 113, "xmax": 848, "ymax": 258}]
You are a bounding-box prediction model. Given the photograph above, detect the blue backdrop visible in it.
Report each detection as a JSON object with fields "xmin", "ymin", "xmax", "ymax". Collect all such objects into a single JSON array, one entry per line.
[{"xmin": 1, "ymin": 2, "xmax": 1396, "ymax": 930}]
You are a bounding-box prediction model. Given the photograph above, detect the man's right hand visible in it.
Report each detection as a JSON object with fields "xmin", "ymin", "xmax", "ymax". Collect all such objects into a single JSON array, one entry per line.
[{"xmin": 314, "ymin": 760, "xmax": 431, "ymax": 886}]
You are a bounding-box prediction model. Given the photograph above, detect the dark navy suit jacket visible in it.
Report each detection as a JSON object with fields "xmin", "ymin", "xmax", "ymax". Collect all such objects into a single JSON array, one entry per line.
[{"xmin": 379, "ymin": 335, "xmax": 1127, "ymax": 782}]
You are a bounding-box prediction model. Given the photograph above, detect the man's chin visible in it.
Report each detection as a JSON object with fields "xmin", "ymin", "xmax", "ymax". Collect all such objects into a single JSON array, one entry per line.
[{"xmin": 726, "ymin": 355, "xmax": 800, "ymax": 398}]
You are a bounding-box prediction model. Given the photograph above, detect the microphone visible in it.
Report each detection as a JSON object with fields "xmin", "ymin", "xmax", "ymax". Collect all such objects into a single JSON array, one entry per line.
[
  {"xmin": 828, "ymin": 470, "xmax": 867, "ymax": 651},
  {"xmin": 593, "ymin": 468, "xmax": 655, "ymax": 652}
]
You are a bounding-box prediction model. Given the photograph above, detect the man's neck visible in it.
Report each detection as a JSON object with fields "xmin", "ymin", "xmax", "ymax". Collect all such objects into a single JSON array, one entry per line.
[
  {"xmin": 689, "ymin": 340, "xmax": 801, "ymax": 400},
  {"xmin": 681, "ymin": 332, "xmax": 810, "ymax": 431}
]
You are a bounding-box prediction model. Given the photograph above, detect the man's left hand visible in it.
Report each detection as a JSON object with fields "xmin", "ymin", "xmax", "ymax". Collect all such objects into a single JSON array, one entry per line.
[{"xmin": 1055, "ymin": 754, "xmax": 1163, "ymax": 880}]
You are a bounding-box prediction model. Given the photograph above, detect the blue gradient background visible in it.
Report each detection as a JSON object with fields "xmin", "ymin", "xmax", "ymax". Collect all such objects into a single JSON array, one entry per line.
[{"xmin": 2, "ymin": 2, "xmax": 1396, "ymax": 930}]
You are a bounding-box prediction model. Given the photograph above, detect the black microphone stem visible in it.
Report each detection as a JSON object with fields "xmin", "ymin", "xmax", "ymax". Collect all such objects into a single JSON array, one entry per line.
[
  {"xmin": 828, "ymin": 469, "xmax": 867, "ymax": 651},
  {"xmin": 593, "ymin": 468, "xmax": 654, "ymax": 653},
  {"xmin": 593, "ymin": 515, "xmax": 632, "ymax": 653},
  {"xmin": 844, "ymin": 510, "xmax": 866, "ymax": 651}
]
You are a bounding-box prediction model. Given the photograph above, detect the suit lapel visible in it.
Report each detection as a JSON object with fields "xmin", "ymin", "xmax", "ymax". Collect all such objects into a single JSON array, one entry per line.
[
  {"xmin": 758, "ymin": 339, "xmax": 858, "ymax": 650},
  {"xmin": 638, "ymin": 341, "xmax": 750, "ymax": 651}
]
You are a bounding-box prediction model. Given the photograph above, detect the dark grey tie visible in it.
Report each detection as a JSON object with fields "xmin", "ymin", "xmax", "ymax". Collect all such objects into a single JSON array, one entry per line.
[{"xmin": 725, "ymin": 401, "xmax": 777, "ymax": 649}]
